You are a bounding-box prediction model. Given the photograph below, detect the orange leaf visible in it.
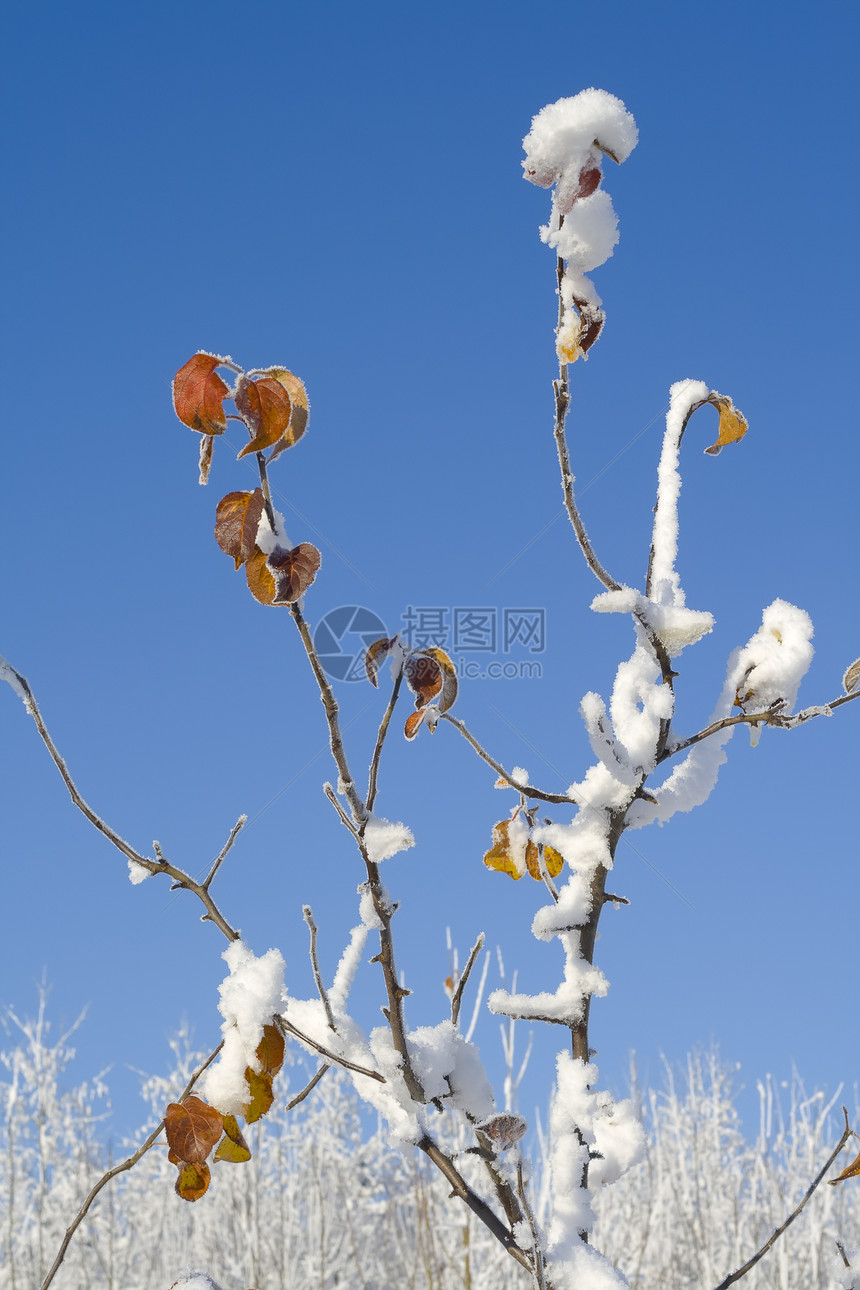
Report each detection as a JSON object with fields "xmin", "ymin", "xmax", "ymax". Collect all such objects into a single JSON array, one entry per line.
[
  {"xmin": 256, "ymin": 1023, "xmax": 285, "ymax": 1077},
  {"xmin": 173, "ymin": 353, "xmax": 230, "ymax": 436},
  {"xmin": 235, "ymin": 376, "xmax": 292, "ymax": 458},
  {"xmin": 424, "ymin": 646, "xmax": 458, "ymax": 713},
  {"xmin": 703, "ymin": 394, "xmax": 748, "ymax": 456},
  {"xmin": 214, "ymin": 1114, "xmax": 252, "ymax": 1164},
  {"xmin": 242, "ymin": 1066, "xmax": 274, "ymax": 1124},
  {"xmin": 175, "ymin": 1159, "xmax": 211, "ymax": 1201},
  {"xmin": 267, "ymin": 542, "xmax": 321, "ymax": 604},
  {"xmin": 164, "ymin": 1095, "xmax": 224, "ymax": 1164},
  {"xmin": 525, "ymin": 841, "xmax": 564, "ymax": 881},
  {"xmin": 404, "ymin": 708, "xmax": 427, "ymax": 741},
  {"xmin": 405, "ymin": 652, "xmax": 443, "ymax": 707},
  {"xmin": 215, "ymin": 489, "xmax": 265, "ymax": 570},
  {"xmin": 265, "ymin": 368, "xmax": 310, "ymax": 461},
  {"xmin": 245, "ymin": 546, "xmax": 278, "ymax": 605},
  {"xmin": 365, "ymin": 637, "xmax": 398, "ymax": 687},
  {"xmin": 829, "ymin": 1143, "xmax": 860, "ymax": 1186},
  {"xmin": 544, "ymin": 844, "xmax": 564, "ymax": 879},
  {"xmin": 483, "ymin": 820, "xmax": 521, "ymax": 880}
]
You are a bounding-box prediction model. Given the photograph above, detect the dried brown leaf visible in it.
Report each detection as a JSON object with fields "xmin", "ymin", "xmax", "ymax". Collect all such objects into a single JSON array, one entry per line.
[
  {"xmin": 265, "ymin": 368, "xmax": 310, "ymax": 461},
  {"xmin": 245, "ymin": 546, "xmax": 278, "ymax": 605},
  {"xmin": 198, "ymin": 435, "xmax": 215, "ymax": 486},
  {"xmin": 829, "ymin": 1143, "xmax": 860, "ymax": 1186},
  {"xmin": 842, "ymin": 657, "xmax": 860, "ymax": 695},
  {"xmin": 256, "ymin": 1023, "xmax": 285, "ymax": 1077},
  {"xmin": 365, "ymin": 637, "xmax": 398, "ymax": 687},
  {"xmin": 405, "ymin": 653, "xmax": 443, "ymax": 707},
  {"xmin": 175, "ymin": 1159, "xmax": 211, "ymax": 1201},
  {"xmin": 424, "ymin": 646, "xmax": 458, "ymax": 713},
  {"xmin": 235, "ymin": 376, "xmax": 293, "ymax": 458},
  {"xmin": 164, "ymin": 1095, "xmax": 224, "ymax": 1165},
  {"xmin": 479, "ymin": 1112, "xmax": 528, "ymax": 1151},
  {"xmin": 173, "ymin": 353, "xmax": 230, "ymax": 436},
  {"xmin": 404, "ymin": 708, "xmax": 427, "ymax": 741},
  {"xmin": 267, "ymin": 542, "xmax": 322, "ymax": 604},
  {"xmin": 215, "ymin": 489, "xmax": 265, "ymax": 569},
  {"xmin": 703, "ymin": 395, "xmax": 748, "ymax": 456}
]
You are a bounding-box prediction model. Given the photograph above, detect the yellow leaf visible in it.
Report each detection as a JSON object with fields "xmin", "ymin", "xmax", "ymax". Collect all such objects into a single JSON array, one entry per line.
[
  {"xmin": 828, "ymin": 1143, "xmax": 860, "ymax": 1186},
  {"xmin": 544, "ymin": 844, "xmax": 565, "ymax": 879},
  {"xmin": 175, "ymin": 1159, "xmax": 211, "ymax": 1201},
  {"xmin": 704, "ymin": 395, "xmax": 748, "ymax": 456},
  {"xmin": 242, "ymin": 1066, "xmax": 274, "ymax": 1124},
  {"xmin": 214, "ymin": 1114, "xmax": 252, "ymax": 1164},
  {"xmin": 483, "ymin": 820, "xmax": 522, "ymax": 880},
  {"xmin": 556, "ymin": 323, "xmax": 584, "ymax": 364}
]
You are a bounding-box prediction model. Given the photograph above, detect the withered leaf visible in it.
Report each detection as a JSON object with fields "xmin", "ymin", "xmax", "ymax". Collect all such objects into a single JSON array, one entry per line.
[
  {"xmin": 526, "ymin": 842, "xmax": 564, "ymax": 881},
  {"xmin": 268, "ymin": 542, "xmax": 322, "ymax": 604},
  {"xmin": 215, "ymin": 489, "xmax": 266, "ymax": 570},
  {"xmin": 479, "ymin": 1112, "xmax": 528, "ymax": 1151},
  {"xmin": 842, "ymin": 657, "xmax": 860, "ymax": 695},
  {"xmin": 424, "ymin": 646, "xmax": 458, "ymax": 713},
  {"xmin": 173, "ymin": 353, "xmax": 230, "ymax": 436},
  {"xmin": 256, "ymin": 1023, "xmax": 285, "ymax": 1077},
  {"xmin": 405, "ymin": 652, "xmax": 443, "ymax": 707},
  {"xmin": 235, "ymin": 376, "xmax": 293, "ymax": 458},
  {"xmin": 483, "ymin": 819, "xmax": 521, "ymax": 880},
  {"xmin": 829, "ymin": 1143, "xmax": 860, "ymax": 1186},
  {"xmin": 175, "ymin": 1159, "xmax": 211, "ymax": 1202},
  {"xmin": 198, "ymin": 434, "xmax": 215, "ymax": 486},
  {"xmin": 245, "ymin": 546, "xmax": 278, "ymax": 605},
  {"xmin": 703, "ymin": 394, "xmax": 748, "ymax": 456},
  {"xmin": 242, "ymin": 1066, "xmax": 274, "ymax": 1124},
  {"xmin": 365, "ymin": 637, "xmax": 398, "ymax": 687},
  {"xmin": 214, "ymin": 1114, "xmax": 252, "ymax": 1164},
  {"xmin": 265, "ymin": 368, "xmax": 310, "ymax": 461},
  {"xmin": 404, "ymin": 708, "xmax": 427, "ymax": 741},
  {"xmin": 164, "ymin": 1095, "xmax": 224, "ymax": 1164}
]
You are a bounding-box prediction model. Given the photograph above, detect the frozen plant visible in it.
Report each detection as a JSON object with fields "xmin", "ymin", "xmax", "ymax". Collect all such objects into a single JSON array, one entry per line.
[{"xmin": 2, "ymin": 87, "xmax": 860, "ymax": 1290}]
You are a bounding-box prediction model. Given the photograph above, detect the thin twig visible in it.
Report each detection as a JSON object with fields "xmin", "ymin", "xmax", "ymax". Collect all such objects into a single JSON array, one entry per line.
[
  {"xmin": 439, "ymin": 714, "xmax": 577, "ymax": 805},
  {"xmin": 40, "ymin": 1041, "xmax": 223, "ymax": 1290},
  {"xmin": 367, "ymin": 669, "xmax": 404, "ymax": 812},
  {"xmin": 2, "ymin": 663, "xmax": 240, "ymax": 942},
  {"xmin": 712, "ymin": 1108, "xmax": 855, "ymax": 1290},
  {"xmin": 323, "ymin": 782, "xmax": 360, "ymax": 838},
  {"xmin": 451, "ymin": 933, "xmax": 486, "ymax": 1029},
  {"xmin": 278, "ymin": 1016, "xmax": 386, "ymax": 1082},
  {"xmin": 661, "ymin": 689, "xmax": 860, "ymax": 763},
  {"xmin": 517, "ymin": 1156, "xmax": 547, "ymax": 1290},
  {"xmin": 285, "ymin": 1062, "xmax": 330, "ymax": 1111},
  {"xmin": 303, "ymin": 905, "xmax": 336, "ymax": 1030},
  {"xmin": 203, "ymin": 815, "xmax": 247, "ymax": 890}
]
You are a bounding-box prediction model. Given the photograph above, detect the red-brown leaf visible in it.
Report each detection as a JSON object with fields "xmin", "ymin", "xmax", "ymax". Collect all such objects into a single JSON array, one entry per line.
[
  {"xmin": 164, "ymin": 1095, "xmax": 224, "ymax": 1164},
  {"xmin": 365, "ymin": 637, "xmax": 398, "ymax": 687},
  {"xmin": 256, "ymin": 1023, "xmax": 285, "ymax": 1077},
  {"xmin": 267, "ymin": 543, "xmax": 321, "ymax": 604},
  {"xmin": 405, "ymin": 653, "xmax": 443, "ymax": 707},
  {"xmin": 235, "ymin": 376, "xmax": 292, "ymax": 458},
  {"xmin": 404, "ymin": 708, "xmax": 427, "ymax": 741},
  {"xmin": 244, "ymin": 546, "xmax": 278, "ymax": 605},
  {"xmin": 173, "ymin": 353, "xmax": 230, "ymax": 436},
  {"xmin": 215, "ymin": 489, "xmax": 266, "ymax": 569},
  {"xmin": 424, "ymin": 646, "xmax": 458, "ymax": 713},
  {"xmin": 265, "ymin": 368, "xmax": 310, "ymax": 461}
]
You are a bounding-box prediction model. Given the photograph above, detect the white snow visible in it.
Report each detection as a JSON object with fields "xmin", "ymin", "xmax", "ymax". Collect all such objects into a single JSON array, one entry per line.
[
  {"xmin": 200, "ymin": 940, "xmax": 288, "ymax": 1116},
  {"xmin": 362, "ymin": 815, "xmax": 415, "ymax": 863},
  {"xmin": 127, "ymin": 859, "xmax": 150, "ymax": 885},
  {"xmin": 649, "ymin": 379, "xmax": 710, "ymax": 607},
  {"xmin": 255, "ymin": 503, "xmax": 290, "ymax": 555},
  {"xmin": 729, "ymin": 599, "xmax": 814, "ymax": 733}
]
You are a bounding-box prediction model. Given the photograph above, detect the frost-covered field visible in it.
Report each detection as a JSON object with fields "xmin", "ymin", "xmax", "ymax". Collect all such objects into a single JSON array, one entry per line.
[{"xmin": 3, "ymin": 1004, "xmax": 856, "ymax": 1290}]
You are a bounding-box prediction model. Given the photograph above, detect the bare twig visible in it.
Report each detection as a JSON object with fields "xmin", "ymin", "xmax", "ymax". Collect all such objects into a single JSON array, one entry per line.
[
  {"xmin": 517, "ymin": 1156, "xmax": 547, "ymax": 1290},
  {"xmin": 203, "ymin": 814, "xmax": 247, "ymax": 890},
  {"xmin": 661, "ymin": 689, "xmax": 860, "ymax": 764},
  {"xmin": 439, "ymin": 714, "xmax": 577, "ymax": 805},
  {"xmin": 278, "ymin": 1015, "xmax": 386, "ymax": 1083},
  {"xmin": 285, "ymin": 1062, "xmax": 330, "ymax": 1111},
  {"xmin": 451, "ymin": 933, "xmax": 486, "ymax": 1029},
  {"xmin": 40, "ymin": 1041, "xmax": 223, "ymax": 1290},
  {"xmin": 323, "ymin": 781, "xmax": 360, "ymax": 838},
  {"xmin": 2, "ymin": 663, "xmax": 240, "ymax": 943},
  {"xmin": 303, "ymin": 905, "xmax": 336, "ymax": 1030},
  {"xmin": 367, "ymin": 669, "xmax": 404, "ymax": 812},
  {"xmin": 712, "ymin": 1108, "xmax": 855, "ymax": 1290}
]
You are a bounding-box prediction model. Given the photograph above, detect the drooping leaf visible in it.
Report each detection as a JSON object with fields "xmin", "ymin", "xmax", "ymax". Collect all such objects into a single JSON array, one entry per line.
[
  {"xmin": 256, "ymin": 1023, "xmax": 285, "ymax": 1077},
  {"xmin": 404, "ymin": 652, "xmax": 443, "ymax": 707},
  {"xmin": 244, "ymin": 546, "xmax": 278, "ymax": 605},
  {"xmin": 175, "ymin": 1159, "xmax": 211, "ymax": 1201},
  {"xmin": 215, "ymin": 489, "xmax": 265, "ymax": 569},
  {"xmin": 703, "ymin": 395, "xmax": 748, "ymax": 456},
  {"xmin": 479, "ymin": 1112, "xmax": 528, "ymax": 1151},
  {"xmin": 265, "ymin": 368, "xmax": 310, "ymax": 461},
  {"xmin": 842, "ymin": 657, "xmax": 860, "ymax": 695},
  {"xmin": 164, "ymin": 1095, "xmax": 224, "ymax": 1164},
  {"xmin": 525, "ymin": 841, "xmax": 565, "ymax": 881},
  {"xmin": 829, "ymin": 1143, "xmax": 860, "ymax": 1186},
  {"xmin": 544, "ymin": 844, "xmax": 565, "ymax": 879},
  {"xmin": 173, "ymin": 353, "xmax": 230, "ymax": 436},
  {"xmin": 365, "ymin": 637, "xmax": 398, "ymax": 687},
  {"xmin": 424, "ymin": 646, "xmax": 458, "ymax": 713},
  {"xmin": 242, "ymin": 1066, "xmax": 274, "ymax": 1124},
  {"xmin": 214, "ymin": 1114, "xmax": 252, "ymax": 1164},
  {"xmin": 483, "ymin": 819, "xmax": 521, "ymax": 880},
  {"xmin": 267, "ymin": 542, "xmax": 322, "ymax": 604},
  {"xmin": 235, "ymin": 376, "xmax": 293, "ymax": 458},
  {"xmin": 404, "ymin": 708, "xmax": 427, "ymax": 741},
  {"xmin": 198, "ymin": 434, "xmax": 215, "ymax": 486}
]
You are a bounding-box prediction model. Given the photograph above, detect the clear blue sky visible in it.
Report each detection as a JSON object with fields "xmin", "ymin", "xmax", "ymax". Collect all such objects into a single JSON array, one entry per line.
[{"xmin": 1, "ymin": 0, "xmax": 858, "ymax": 1138}]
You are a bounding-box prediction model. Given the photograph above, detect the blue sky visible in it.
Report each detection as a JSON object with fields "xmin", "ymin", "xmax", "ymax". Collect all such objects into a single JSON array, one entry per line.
[{"xmin": 1, "ymin": 0, "xmax": 858, "ymax": 1139}]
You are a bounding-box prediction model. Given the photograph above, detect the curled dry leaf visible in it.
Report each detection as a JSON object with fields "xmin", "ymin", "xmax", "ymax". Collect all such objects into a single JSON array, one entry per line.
[
  {"xmin": 164, "ymin": 1095, "xmax": 224, "ymax": 1165},
  {"xmin": 244, "ymin": 546, "xmax": 277, "ymax": 605},
  {"xmin": 479, "ymin": 1112, "xmax": 528, "ymax": 1152},
  {"xmin": 215, "ymin": 489, "xmax": 265, "ymax": 569},
  {"xmin": 405, "ymin": 653, "xmax": 443, "ymax": 707},
  {"xmin": 173, "ymin": 353, "xmax": 230, "ymax": 436},
  {"xmin": 842, "ymin": 657, "xmax": 860, "ymax": 695},
  {"xmin": 828, "ymin": 1142, "xmax": 860, "ymax": 1186},
  {"xmin": 265, "ymin": 368, "xmax": 310, "ymax": 461},
  {"xmin": 365, "ymin": 637, "xmax": 398, "ymax": 687},
  {"xmin": 242, "ymin": 1066, "xmax": 275, "ymax": 1124},
  {"xmin": 175, "ymin": 1159, "xmax": 211, "ymax": 1202},
  {"xmin": 404, "ymin": 708, "xmax": 427, "ymax": 741},
  {"xmin": 424, "ymin": 646, "xmax": 458, "ymax": 713},
  {"xmin": 214, "ymin": 1114, "xmax": 252, "ymax": 1164},
  {"xmin": 703, "ymin": 394, "xmax": 748, "ymax": 456},
  {"xmin": 256, "ymin": 1022, "xmax": 285, "ymax": 1077},
  {"xmin": 483, "ymin": 819, "xmax": 521, "ymax": 880},
  {"xmin": 268, "ymin": 543, "xmax": 322, "ymax": 604},
  {"xmin": 235, "ymin": 375, "xmax": 293, "ymax": 459},
  {"xmin": 526, "ymin": 841, "xmax": 564, "ymax": 882},
  {"xmin": 198, "ymin": 434, "xmax": 215, "ymax": 486}
]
